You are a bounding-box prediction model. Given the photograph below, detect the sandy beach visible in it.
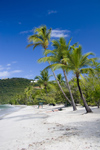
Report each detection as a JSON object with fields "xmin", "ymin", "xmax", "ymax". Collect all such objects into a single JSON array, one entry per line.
[{"xmin": 0, "ymin": 105, "xmax": 100, "ymax": 150}]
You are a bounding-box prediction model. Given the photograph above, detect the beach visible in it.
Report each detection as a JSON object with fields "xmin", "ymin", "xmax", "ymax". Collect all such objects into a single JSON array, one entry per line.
[{"xmin": 0, "ymin": 105, "xmax": 100, "ymax": 150}]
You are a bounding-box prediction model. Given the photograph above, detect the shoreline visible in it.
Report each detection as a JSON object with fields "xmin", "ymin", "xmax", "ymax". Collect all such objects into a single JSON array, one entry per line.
[
  {"xmin": 0, "ymin": 105, "xmax": 100, "ymax": 150},
  {"xmin": 0, "ymin": 104, "xmax": 26, "ymax": 120}
]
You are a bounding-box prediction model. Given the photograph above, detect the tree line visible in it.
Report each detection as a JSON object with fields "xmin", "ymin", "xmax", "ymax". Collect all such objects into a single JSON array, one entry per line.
[
  {"xmin": 1, "ymin": 25, "xmax": 100, "ymax": 114},
  {"xmin": 26, "ymin": 25, "xmax": 100, "ymax": 113}
]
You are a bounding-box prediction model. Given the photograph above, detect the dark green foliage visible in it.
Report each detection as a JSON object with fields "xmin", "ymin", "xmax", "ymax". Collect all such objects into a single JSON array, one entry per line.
[
  {"xmin": 0, "ymin": 78, "xmax": 31, "ymax": 104},
  {"xmin": 80, "ymin": 75, "xmax": 100, "ymax": 107}
]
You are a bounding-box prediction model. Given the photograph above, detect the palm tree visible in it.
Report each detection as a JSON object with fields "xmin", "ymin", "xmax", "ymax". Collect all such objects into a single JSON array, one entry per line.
[
  {"xmin": 38, "ymin": 37, "xmax": 77, "ymax": 110},
  {"xmin": 27, "ymin": 25, "xmax": 71, "ymax": 104},
  {"xmin": 26, "ymin": 26, "xmax": 51, "ymax": 50},
  {"xmin": 57, "ymin": 74, "xmax": 64, "ymax": 84},
  {"xmin": 52, "ymin": 38, "xmax": 77, "ymax": 110},
  {"xmin": 67, "ymin": 45, "xmax": 96, "ymax": 113},
  {"xmin": 35, "ymin": 70, "xmax": 51, "ymax": 95}
]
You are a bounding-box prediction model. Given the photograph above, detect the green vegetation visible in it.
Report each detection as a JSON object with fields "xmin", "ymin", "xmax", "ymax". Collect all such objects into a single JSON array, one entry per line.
[
  {"xmin": 0, "ymin": 78, "xmax": 31, "ymax": 104},
  {"xmin": 39, "ymin": 37, "xmax": 77, "ymax": 110},
  {"xmin": 27, "ymin": 25, "xmax": 100, "ymax": 113},
  {"xmin": 27, "ymin": 26, "xmax": 75, "ymax": 110},
  {"xmin": 35, "ymin": 70, "xmax": 52, "ymax": 95},
  {"xmin": 0, "ymin": 25, "xmax": 100, "ymax": 113}
]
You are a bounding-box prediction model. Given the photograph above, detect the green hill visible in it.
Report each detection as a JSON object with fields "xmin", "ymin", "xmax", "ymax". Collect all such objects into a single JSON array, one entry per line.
[{"xmin": 0, "ymin": 78, "xmax": 31, "ymax": 104}]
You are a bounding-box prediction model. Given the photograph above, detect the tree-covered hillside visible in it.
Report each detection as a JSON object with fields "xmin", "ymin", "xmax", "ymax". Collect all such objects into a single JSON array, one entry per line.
[{"xmin": 0, "ymin": 78, "xmax": 31, "ymax": 104}]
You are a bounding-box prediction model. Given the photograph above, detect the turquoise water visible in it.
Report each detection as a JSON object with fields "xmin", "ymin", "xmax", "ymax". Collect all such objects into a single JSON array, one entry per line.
[{"xmin": 0, "ymin": 104, "xmax": 20, "ymax": 119}]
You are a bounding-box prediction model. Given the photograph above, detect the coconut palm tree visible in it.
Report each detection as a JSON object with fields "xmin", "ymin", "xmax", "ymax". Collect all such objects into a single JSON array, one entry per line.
[
  {"xmin": 26, "ymin": 26, "xmax": 51, "ymax": 50},
  {"xmin": 52, "ymin": 38, "xmax": 77, "ymax": 110},
  {"xmin": 67, "ymin": 45, "xmax": 96, "ymax": 113},
  {"xmin": 27, "ymin": 25, "xmax": 71, "ymax": 104},
  {"xmin": 38, "ymin": 37, "xmax": 77, "ymax": 110},
  {"xmin": 57, "ymin": 74, "xmax": 64, "ymax": 84},
  {"xmin": 35, "ymin": 70, "xmax": 51, "ymax": 95}
]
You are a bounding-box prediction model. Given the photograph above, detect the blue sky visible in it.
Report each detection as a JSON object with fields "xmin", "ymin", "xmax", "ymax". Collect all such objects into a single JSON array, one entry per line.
[{"xmin": 0, "ymin": 0, "xmax": 100, "ymax": 80}]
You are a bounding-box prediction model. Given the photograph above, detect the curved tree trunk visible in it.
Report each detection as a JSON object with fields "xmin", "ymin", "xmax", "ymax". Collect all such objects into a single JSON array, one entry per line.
[
  {"xmin": 63, "ymin": 70, "xmax": 77, "ymax": 111},
  {"xmin": 76, "ymin": 75, "xmax": 92, "ymax": 113},
  {"xmin": 51, "ymin": 68, "xmax": 71, "ymax": 104},
  {"xmin": 45, "ymin": 52, "xmax": 71, "ymax": 105}
]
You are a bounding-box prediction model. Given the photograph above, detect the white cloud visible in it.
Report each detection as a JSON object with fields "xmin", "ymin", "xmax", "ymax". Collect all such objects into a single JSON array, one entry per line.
[
  {"xmin": 19, "ymin": 28, "xmax": 70, "ymax": 38},
  {"xmin": 51, "ymin": 29, "xmax": 70, "ymax": 38},
  {"xmin": 0, "ymin": 70, "xmax": 22, "ymax": 78},
  {"xmin": 0, "ymin": 65, "xmax": 4, "ymax": 71},
  {"xmin": 12, "ymin": 61, "xmax": 17, "ymax": 64},
  {"xmin": 0, "ymin": 71, "xmax": 10, "ymax": 78},
  {"xmin": 0, "ymin": 63, "xmax": 23, "ymax": 78},
  {"xmin": 7, "ymin": 64, "xmax": 11, "ymax": 66},
  {"xmin": 48, "ymin": 10, "xmax": 57, "ymax": 15},
  {"xmin": 6, "ymin": 67, "xmax": 11, "ymax": 70},
  {"xmin": 12, "ymin": 70, "xmax": 22, "ymax": 73},
  {"xmin": 20, "ymin": 30, "xmax": 33, "ymax": 34}
]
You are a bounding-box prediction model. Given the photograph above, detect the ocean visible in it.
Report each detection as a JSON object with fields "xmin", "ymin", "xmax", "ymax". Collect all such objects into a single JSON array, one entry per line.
[{"xmin": 0, "ymin": 104, "xmax": 21, "ymax": 119}]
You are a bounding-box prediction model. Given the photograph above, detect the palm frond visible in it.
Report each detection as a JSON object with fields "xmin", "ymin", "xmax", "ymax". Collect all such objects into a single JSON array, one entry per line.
[
  {"xmin": 89, "ymin": 57, "xmax": 98, "ymax": 64},
  {"xmin": 52, "ymin": 40, "xmax": 60, "ymax": 49},
  {"xmin": 72, "ymin": 42, "xmax": 78, "ymax": 47},
  {"xmin": 34, "ymin": 76, "xmax": 41, "ymax": 79},
  {"xmin": 46, "ymin": 28, "xmax": 52, "ymax": 40},
  {"xmin": 43, "ymin": 50, "xmax": 56, "ymax": 56},
  {"xmin": 80, "ymin": 74, "xmax": 86, "ymax": 83},
  {"xmin": 34, "ymin": 27, "xmax": 41, "ymax": 33},
  {"xmin": 59, "ymin": 37, "xmax": 66, "ymax": 46},
  {"xmin": 38, "ymin": 56, "xmax": 58, "ymax": 63},
  {"xmin": 67, "ymin": 52, "xmax": 75, "ymax": 67},
  {"xmin": 33, "ymin": 43, "xmax": 42, "ymax": 50},
  {"xmin": 67, "ymin": 37, "xmax": 72, "ymax": 46},
  {"xmin": 80, "ymin": 68, "xmax": 95, "ymax": 74},
  {"xmin": 28, "ymin": 35, "xmax": 43, "ymax": 43},
  {"xmin": 82, "ymin": 52, "xmax": 94, "ymax": 60},
  {"xmin": 80, "ymin": 52, "xmax": 95, "ymax": 67},
  {"xmin": 43, "ymin": 63, "xmax": 66, "ymax": 71},
  {"xmin": 60, "ymin": 58, "xmax": 69, "ymax": 64},
  {"xmin": 71, "ymin": 45, "xmax": 82, "ymax": 68},
  {"xmin": 26, "ymin": 43, "xmax": 34, "ymax": 49}
]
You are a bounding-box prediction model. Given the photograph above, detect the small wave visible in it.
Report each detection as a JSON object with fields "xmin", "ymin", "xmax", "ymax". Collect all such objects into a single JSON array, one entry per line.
[{"xmin": 0, "ymin": 105, "xmax": 21, "ymax": 118}]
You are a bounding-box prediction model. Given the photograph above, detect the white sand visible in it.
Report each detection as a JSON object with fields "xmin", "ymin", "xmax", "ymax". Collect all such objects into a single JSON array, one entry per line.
[{"xmin": 0, "ymin": 105, "xmax": 100, "ymax": 150}]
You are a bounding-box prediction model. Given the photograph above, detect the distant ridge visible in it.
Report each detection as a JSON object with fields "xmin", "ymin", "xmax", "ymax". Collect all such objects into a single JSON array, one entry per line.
[{"xmin": 0, "ymin": 78, "xmax": 32, "ymax": 104}]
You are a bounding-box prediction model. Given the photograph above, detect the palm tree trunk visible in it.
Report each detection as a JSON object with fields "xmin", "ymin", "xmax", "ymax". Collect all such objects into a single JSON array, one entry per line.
[
  {"xmin": 97, "ymin": 100, "xmax": 100, "ymax": 108},
  {"xmin": 76, "ymin": 75, "xmax": 92, "ymax": 113},
  {"xmin": 45, "ymin": 51, "xmax": 71, "ymax": 104},
  {"xmin": 48, "ymin": 62, "xmax": 71, "ymax": 104},
  {"xmin": 63, "ymin": 70, "xmax": 77, "ymax": 111},
  {"xmin": 45, "ymin": 85, "xmax": 48, "ymax": 95}
]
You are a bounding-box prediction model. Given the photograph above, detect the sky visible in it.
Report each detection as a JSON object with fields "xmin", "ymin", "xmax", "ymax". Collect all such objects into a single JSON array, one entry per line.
[{"xmin": 0, "ymin": 0, "xmax": 100, "ymax": 80}]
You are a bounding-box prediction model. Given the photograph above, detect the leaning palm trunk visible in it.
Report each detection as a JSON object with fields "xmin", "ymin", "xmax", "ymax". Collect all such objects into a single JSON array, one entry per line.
[
  {"xmin": 76, "ymin": 75, "xmax": 92, "ymax": 113},
  {"xmin": 63, "ymin": 70, "xmax": 77, "ymax": 110},
  {"xmin": 48, "ymin": 61, "xmax": 71, "ymax": 104},
  {"xmin": 44, "ymin": 50, "xmax": 71, "ymax": 104}
]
